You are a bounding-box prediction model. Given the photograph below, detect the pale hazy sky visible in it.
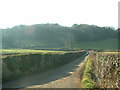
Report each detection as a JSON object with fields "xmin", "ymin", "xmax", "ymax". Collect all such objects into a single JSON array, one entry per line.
[{"xmin": 0, "ymin": 0, "xmax": 119, "ymax": 29}]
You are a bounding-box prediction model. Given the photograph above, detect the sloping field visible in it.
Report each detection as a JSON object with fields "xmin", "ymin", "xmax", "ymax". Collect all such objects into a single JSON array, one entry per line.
[{"xmin": 75, "ymin": 39, "xmax": 118, "ymax": 49}]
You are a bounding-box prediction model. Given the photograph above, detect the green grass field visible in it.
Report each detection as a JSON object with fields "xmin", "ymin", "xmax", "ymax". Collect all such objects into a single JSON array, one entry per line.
[
  {"xmin": 1, "ymin": 49, "xmax": 67, "ymax": 55},
  {"xmin": 74, "ymin": 39, "xmax": 118, "ymax": 49},
  {"xmin": 99, "ymin": 52, "xmax": 119, "ymax": 54}
]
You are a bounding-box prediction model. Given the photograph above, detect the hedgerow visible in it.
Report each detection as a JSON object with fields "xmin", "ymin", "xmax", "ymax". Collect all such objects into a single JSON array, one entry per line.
[{"xmin": 2, "ymin": 51, "xmax": 86, "ymax": 82}]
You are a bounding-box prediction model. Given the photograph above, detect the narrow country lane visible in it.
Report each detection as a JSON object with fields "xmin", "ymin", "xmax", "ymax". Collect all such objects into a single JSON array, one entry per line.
[{"xmin": 3, "ymin": 52, "xmax": 89, "ymax": 88}]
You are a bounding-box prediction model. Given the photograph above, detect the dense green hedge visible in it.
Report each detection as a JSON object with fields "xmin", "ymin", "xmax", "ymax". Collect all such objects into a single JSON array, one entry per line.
[{"xmin": 2, "ymin": 51, "xmax": 86, "ymax": 82}]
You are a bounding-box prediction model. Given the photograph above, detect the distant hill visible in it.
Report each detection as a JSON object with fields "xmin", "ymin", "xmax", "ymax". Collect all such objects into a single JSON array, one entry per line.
[{"xmin": 1, "ymin": 24, "xmax": 119, "ymax": 49}]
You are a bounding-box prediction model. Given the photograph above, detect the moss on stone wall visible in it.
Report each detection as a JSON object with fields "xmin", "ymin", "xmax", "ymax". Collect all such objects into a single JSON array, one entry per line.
[{"xmin": 2, "ymin": 51, "xmax": 86, "ymax": 82}]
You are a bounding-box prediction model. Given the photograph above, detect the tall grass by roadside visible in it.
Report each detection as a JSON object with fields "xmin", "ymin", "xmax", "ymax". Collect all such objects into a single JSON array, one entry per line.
[{"xmin": 81, "ymin": 59, "xmax": 95, "ymax": 88}]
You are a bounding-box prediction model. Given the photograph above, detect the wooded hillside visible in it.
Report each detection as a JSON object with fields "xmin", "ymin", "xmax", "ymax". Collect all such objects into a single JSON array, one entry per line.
[{"xmin": 1, "ymin": 24, "xmax": 119, "ymax": 49}]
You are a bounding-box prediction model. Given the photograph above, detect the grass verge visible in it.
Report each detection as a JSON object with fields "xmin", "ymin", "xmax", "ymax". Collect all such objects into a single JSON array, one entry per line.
[{"xmin": 81, "ymin": 59, "xmax": 95, "ymax": 88}]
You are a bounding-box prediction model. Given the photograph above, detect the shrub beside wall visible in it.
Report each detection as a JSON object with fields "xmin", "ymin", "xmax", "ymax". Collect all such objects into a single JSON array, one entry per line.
[
  {"xmin": 2, "ymin": 51, "xmax": 86, "ymax": 82},
  {"xmin": 81, "ymin": 59, "xmax": 95, "ymax": 88}
]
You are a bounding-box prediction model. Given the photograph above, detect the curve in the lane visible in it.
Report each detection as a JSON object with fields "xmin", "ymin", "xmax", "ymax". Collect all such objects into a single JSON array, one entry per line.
[{"xmin": 3, "ymin": 52, "xmax": 88, "ymax": 88}]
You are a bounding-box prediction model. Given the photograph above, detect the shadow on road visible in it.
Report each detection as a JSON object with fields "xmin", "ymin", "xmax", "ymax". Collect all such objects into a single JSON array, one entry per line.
[{"xmin": 3, "ymin": 54, "xmax": 87, "ymax": 88}]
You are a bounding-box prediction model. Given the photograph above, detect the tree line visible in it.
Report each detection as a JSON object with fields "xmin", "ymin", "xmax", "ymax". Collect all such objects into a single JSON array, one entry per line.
[{"xmin": 1, "ymin": 24, "xmax": 119, "ymax": 49}]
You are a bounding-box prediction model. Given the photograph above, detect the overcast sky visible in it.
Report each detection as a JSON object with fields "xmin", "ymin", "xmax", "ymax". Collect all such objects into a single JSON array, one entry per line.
[{"xmin": 0, "ymin": 0, "xmax": 119, "ymax": 29}]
